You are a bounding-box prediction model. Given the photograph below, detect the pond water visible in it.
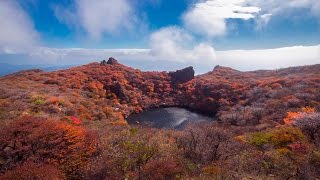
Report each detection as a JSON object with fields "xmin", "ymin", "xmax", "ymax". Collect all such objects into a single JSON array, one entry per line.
[{"xmin": 127, "ymin": 107, "xmax": 213, "ymax": 129}]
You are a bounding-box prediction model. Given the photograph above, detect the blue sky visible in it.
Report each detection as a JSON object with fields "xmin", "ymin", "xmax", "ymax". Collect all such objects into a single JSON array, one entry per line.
[{"xmin": 0, "ymin": 0, "xmax": 319, "ymax": 73}]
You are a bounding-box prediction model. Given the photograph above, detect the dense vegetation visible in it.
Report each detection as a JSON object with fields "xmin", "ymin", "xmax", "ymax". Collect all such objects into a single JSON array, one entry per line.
[{"xmin": 0, "ymin": 58, "xmax": 319, "ymax": 179}]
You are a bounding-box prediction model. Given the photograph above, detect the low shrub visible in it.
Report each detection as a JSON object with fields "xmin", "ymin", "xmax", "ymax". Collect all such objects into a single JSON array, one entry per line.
[
  {"xmin": 141, "ymin": 158, "xmax": 183, "ymax": 180},
  {"xmin": 0, "ymin": 117, "xmax": 98, "ymax": 179},
  {"xmin": 177, "ymin": 124, "xmax": 230, "ymax": 164},
  {"xmin": 310, "ymin": 150, "xmax": 320, "ymax": 167},
  {"xmin": 270, "ymin": 126, "xmax": 305, "ymax": 147},
  {"xmin": 249, "ymin": 132, "xmax": 272, "ymax": 147},
  {"xmin": 0, "ymin": 162, "xmax": 62, "ymax": 180}
]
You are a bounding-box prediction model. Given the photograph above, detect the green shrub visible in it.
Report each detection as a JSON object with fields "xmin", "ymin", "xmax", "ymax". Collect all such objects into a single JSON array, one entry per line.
[
  {"xmin": 32, "ymin": 96, "xmax": 45, "ymax": 105},
  {"xmin": 249, "ymin": 132, "xmax": 272, "ymax": 147}
]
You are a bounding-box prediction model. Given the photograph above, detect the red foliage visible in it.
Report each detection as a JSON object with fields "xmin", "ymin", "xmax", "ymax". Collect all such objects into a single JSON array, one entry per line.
[
  {"xmin": 69, "ymin": 116, "xmax": 82, "ymax": 125},
  {"xmin": 287, "ymin": 142, "xmax": 309, "ymax": 154},
  {"xmin": 141, "ymin": 159, "xmax": 183, "ymax": 179},
  {"xmin": 0, "ymin": 162, "xmax": 62, "ymax": 180},
  {"xmin": 0, "ymin": 117, "xmax": 97, "ymax": 179}
]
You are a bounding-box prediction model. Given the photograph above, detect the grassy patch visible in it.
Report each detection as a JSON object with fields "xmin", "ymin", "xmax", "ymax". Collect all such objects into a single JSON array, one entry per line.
[{"xmin": 32, "ymin": 96, "xmax": 45, "ymax": 105}]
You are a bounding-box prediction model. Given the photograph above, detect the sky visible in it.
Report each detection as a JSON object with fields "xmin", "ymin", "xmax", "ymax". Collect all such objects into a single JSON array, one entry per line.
[{"xmin": 0, "ymin": 0, "xmax": 319, "ymax": 73}]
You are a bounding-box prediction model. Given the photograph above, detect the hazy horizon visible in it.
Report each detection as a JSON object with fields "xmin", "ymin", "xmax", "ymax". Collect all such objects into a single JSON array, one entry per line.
[{"xmin": 0, "ymin": 0, "xmax": 319, "ymax": 73}]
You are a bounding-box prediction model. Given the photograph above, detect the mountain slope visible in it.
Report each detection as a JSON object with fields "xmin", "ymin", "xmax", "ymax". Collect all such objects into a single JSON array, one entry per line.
[
  {"xmin": 0, "ymin": 58, "xmax": 320, "ymax": 179},
  {"xmin": 0, "ymin": 58, "xmax": 319, "ymax": 125}
]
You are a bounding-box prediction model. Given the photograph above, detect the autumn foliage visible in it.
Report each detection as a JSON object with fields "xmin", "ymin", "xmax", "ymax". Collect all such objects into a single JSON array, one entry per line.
[
  {"xmin": 0, "ymin": 117, "xmax": 97, "ymax": 179},
  {"xmin": 0, "ymin": 59, "xmax": 319, "ymax": 178},
  {"xmin": 0, "ymin": 162, "xmax": 62, "ymax": 180}
]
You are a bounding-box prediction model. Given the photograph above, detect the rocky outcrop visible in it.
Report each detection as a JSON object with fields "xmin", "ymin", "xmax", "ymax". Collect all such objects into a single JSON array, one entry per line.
[
  {"xmin": 100, "ymin": 60, "xmax": 107, "ymax": 65},
  {"xmin": 100, "ymin": 57, "xmax": 119, "ymax": 66},
  {"xmin": 212, "ymin": 65, "xmax": 240, "ymax": 74},
  {"xmin": 169, "ymin": 66, "xmax": 195, "ymax": 84},
  {"xmin": 107, "ymin": 57, "xmax": 119, "ymax": 65}
]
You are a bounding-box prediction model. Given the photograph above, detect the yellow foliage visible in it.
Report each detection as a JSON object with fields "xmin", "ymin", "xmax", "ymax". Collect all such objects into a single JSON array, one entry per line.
[
  {"xmin": 276, "ymin": 148, "xmax": 292, "ymax": 156},
  {"xmin": 234, "ymin": 135, "xmax": 247, "ymax": 142},
  {"xmin": 270, "ymin": 126, "xmax": 305, "ymax": 147},
  {"xmin": 202, "ymin": 165, "xmax": 222, "ymax": 175}
]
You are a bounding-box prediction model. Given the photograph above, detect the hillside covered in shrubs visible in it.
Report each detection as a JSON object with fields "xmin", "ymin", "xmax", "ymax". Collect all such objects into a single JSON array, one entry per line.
[{"xmin": 0, "ymin": 58, "xmax": 319, "ymax": 179}]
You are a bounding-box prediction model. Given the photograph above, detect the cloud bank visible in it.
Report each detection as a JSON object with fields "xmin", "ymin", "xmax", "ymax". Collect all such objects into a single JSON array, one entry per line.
[{"xmin": 1, "ymin": 45, "xmax": 319, "ymax": 73}]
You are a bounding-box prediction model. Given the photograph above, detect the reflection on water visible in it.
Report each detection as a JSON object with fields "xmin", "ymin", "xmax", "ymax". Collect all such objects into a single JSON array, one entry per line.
[{"xmin": 127, "ymin": 107, "xmax": 213, "ymax": 129}]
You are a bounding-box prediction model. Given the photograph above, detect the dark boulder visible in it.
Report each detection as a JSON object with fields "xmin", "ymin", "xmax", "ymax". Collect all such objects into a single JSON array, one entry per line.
[
  {"xmin": 100, "ymin": 57, "xmax": 119, "ymax": 66},
  {"xmin": 100, "ymin": 60, "xmax": 107, "ymax": 65},
  {"xmin": 169, "ymin": 66, "xmax": 195, "ymax": 84},
  {"xmin": 107, "ymin": 57, "xmax": 119, "ymax": 65}
]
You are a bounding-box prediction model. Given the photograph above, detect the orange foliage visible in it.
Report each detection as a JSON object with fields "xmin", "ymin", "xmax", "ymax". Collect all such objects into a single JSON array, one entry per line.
[
  {"xmin": 302, "ymin": 106, "xmax": 315, "ymax": 113},
  {"xmin": 48, "ymin": 96, "xmax": 60, "ymax": 106},
  {"xmin": 0, "ymin": 117, "xmax": 97, "ymax": 179},
  {"xmin": 284, "ymin": 107, "xmax": 316, "ymax": 125},
  {"xmin": 284, "ymin": 112, "xmax": 301, "ymax": 125}
]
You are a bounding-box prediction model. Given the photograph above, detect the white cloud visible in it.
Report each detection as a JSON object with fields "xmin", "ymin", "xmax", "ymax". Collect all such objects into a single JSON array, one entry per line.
[
  {"xmin": 248, "ymin": 0, "xmax": 319, "ymax": 15},
  {"xmin": 54, "ymin": 0, "xmax": 138, "ymax": 40},
  {"xmin": 216, "ymin": 45, "xmax": 320, "ymax": 70},
  {"xmin": 248, "ymin": 0, "xmax": 320, "ymax": 27},
  {"xmin": 183, "ymin": 0, "xmax": 261, "ymax": 37},
  {"xmin": 149, "ymin": 26, "xmax": 216, "ymax": 63},
  {"xmin": 255, "ymin": 13, "xmax": 272, "ymax": 30},
  {"xmin": 183, "ymin": 0, "xmax": 320, "ymax": 34},
  {"xmin": 0, "ymin": 1, "xmax": 39, "ymax": 49}
]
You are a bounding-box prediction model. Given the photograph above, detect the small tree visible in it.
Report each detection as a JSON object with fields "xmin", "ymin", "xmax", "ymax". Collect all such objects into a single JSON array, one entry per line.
[{"xmin": 176, "ymin": 124, "xmax": 230, "ymax": 164}]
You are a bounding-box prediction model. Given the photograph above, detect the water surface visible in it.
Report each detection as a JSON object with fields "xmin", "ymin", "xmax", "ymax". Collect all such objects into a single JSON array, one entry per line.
[{"xmin": 127, "ymin": 107, "xmax": 213, "ymax": 129}]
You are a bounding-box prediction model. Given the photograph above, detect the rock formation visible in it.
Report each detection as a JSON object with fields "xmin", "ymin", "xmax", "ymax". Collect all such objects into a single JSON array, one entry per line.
[
  {"xmin": 107, "ymin": 57, "xmax": 119, "ymax": 65},
  {"xmin": 100, "ymin": 60, "xmax": 107, "ymax": 65},
  {"xmin": 169, "ymin": 66, "xmax": 195, "ymax": 83},
  {"xmin": 100, "ymin": 57, "xmax": 119, "ymax": 66}
]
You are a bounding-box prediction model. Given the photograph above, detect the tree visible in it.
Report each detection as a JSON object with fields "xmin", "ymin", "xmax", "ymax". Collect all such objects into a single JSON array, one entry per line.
[{"xmin": 176, "ymin": 124, "xmax": 230, "ymax": 164}]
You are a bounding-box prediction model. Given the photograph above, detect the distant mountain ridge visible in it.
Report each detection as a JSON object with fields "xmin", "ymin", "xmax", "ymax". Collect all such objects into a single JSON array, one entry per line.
[{"xmin": 0, "ymin": 63, "xmax": 75, "ymax": 76}]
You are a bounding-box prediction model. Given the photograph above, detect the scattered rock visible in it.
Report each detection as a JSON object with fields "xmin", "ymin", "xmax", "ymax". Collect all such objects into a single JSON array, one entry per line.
[
  {"xmin": 169, "ymin": 66, "xmax": 195, "ymax": 83},
  {"xmin": 100, "ymin": 60, "xmax": 107, "ymax": 65}
]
